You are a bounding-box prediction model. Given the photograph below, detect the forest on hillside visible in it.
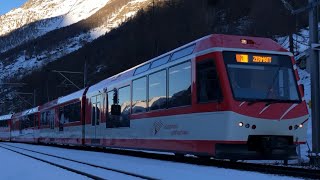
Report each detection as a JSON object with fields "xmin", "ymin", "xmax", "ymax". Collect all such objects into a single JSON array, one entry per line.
[{"xmin": 1, "ymin": 0, "xmax": 309, "ymax": 113}]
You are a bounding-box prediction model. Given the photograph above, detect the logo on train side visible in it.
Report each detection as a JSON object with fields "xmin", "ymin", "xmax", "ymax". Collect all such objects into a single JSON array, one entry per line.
[{"xmin": 153, "ymin": 120, "xmax": 164, "ymax": 135}]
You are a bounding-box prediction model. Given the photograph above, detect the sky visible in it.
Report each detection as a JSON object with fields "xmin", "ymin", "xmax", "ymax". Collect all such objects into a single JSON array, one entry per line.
[{"xmin": 0, "ymin": 0, "xmax": 28, "ymax": 15}]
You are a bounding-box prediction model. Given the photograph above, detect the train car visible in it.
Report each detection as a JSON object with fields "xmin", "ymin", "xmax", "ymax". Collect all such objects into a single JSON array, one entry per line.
[
  {"xmin": 11, "ymin": 107, "xmax": 39, "ymax": 143},
  {"xmin": 39, "ymin": 89, "xmax": 87, "ymax": 145},
  {"xmin": 82, "ymin": 34, "xmax": 308, "ymax": 160},
  {"xmin": 0, "ymin": 114, "xmax": 12, "ymax": 141}
]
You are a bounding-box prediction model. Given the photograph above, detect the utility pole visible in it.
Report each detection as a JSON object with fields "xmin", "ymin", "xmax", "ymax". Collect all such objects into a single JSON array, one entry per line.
[
  {"xmin": 308, "ymin": 0, "xmax": 320, "ymax": 165},
  {"xmin": 283, "ymin": 0, "xmax": 320, "ymax": 165},
  {"xmin": 84, "ymin": 59, "xmax": 88, "ymax": 87}
]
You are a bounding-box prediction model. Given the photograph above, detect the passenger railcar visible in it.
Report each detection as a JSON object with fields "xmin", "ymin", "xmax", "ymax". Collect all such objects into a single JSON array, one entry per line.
[
  {"xmin": 39, "ymin": 89, "xmax": 86, "ymax": 145},
  {"xmin": 6, "ymin": 34, "xmax": 308, "ymax": 160},
  {"xmin": 81, "ymin": 34, "xmax": 308, "ymax": 160},
  {"xmin": 0, "ymin": 114, "xmax": 12, "ymax": 141}
]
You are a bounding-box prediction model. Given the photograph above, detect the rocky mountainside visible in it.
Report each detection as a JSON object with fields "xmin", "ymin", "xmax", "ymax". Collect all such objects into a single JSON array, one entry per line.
[
  {"xmin": 0, "ymin": 0, "xmax": 110, "ymax": 53},
  {"xmin": 0, "ymin": 0, "xmax": 152, "ymax": 81}
]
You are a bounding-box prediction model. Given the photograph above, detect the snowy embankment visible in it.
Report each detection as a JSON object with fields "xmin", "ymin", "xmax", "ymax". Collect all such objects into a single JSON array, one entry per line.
[{"xmin": 0, "ymin": 142, "xmax": 301, "ymax": 180}]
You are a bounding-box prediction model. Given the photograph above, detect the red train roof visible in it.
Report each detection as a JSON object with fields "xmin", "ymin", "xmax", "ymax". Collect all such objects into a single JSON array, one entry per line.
[
  {"xmin": 87, "ymin": 34, "xmax": 289, "ymax": 94},
  {"xmin": 194, "ymin": 34, "xmax": 288, "ymax": 53}
]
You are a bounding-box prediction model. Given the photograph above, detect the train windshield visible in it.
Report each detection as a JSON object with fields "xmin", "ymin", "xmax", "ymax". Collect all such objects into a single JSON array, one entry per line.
[{"xmin": 223, "ymin": 51, "xmax": 300, "ymax": 102}]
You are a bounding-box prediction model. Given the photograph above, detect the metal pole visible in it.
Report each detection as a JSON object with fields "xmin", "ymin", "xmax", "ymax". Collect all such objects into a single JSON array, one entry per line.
[
  {"xmin": 309, "ymin": 0, "xmax": 320, "ymax": 159},
  {"xmin": 33, "ymin": 89, "xmax": 36, "ymax": 106},
  {"xmin": 84, "ymin": 59, "xmax": 88, "ymax": 87}
]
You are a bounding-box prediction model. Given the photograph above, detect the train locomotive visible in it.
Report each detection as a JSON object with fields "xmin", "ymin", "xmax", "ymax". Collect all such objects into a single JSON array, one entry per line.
[{"xmin": 0, "ymin": 34, "xmax": 309, "ymax": 160}]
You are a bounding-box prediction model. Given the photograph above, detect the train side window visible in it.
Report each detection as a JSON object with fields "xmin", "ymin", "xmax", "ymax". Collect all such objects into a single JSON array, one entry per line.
[
  {"xmin": 59, "ymin": 107, "xmax": 64, "ymax": 131},
  {"xmin": 151, "ymin": 55, "xmax": 170, "ymax": 68},
  {"xmin": 149, "ymin": 70, "xmax": 167, "ymax": 110},
  {"xmin": 168, "ymin": 61, "xmax": 192, "ymax": 108},
  {"xmin": 118, "ymin": 86, "xmax": 131, "ymax": 127},
  {"xmin": 49, "ymin": 110, "xmax": 55, "ymax": 129},
  {"xmin": 96, "ymin": 102, "xmax": 101, "ymax": 125},
  {"xmin": 170, "ymin": 44, "xmax": 195, "ymax": 61},
  {"xmin": 196, "ymin": 59, "xmax": 222, "ymax": 102},
  {"xmin": 106, "ymin": 91, "xmax": 113, "ymax": 128},
  {"xmin": 40, "ymin": 112, "xmax": 46, "ymax": 126},
  {"xmin": 106, "ymin": 86, "xmax": 130, "ymax": 128},
  {"xmin": 91, "ymin": 97, "xmax": 96, "ymax": 126},
  {"xmin": 132, "ymin": 76, "xmax": 147, "ymax": 114},
  {"xmin": 34, "ymin": 115, "xmax": 38, "ymax": 128}
]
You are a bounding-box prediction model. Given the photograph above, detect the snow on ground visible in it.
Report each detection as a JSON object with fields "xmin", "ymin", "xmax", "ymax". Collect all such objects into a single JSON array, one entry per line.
[
  {"xmin": 0, "ymin": 147, "xmax": 87, "ymax": 180},
  {"xmin": 0, "ymin": 142, "xmax": 302, "ymax": 180}
]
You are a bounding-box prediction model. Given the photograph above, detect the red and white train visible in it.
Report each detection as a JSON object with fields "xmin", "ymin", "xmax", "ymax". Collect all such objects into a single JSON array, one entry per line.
[{"xmin": 0, "ymin": 34, "xmax": 309, "ymax": 160}]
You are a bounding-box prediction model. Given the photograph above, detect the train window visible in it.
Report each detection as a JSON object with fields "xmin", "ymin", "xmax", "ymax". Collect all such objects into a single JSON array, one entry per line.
[
  {"xmin": 91, "ymin": 95, "xmax": 102, "ymax": 126},
  {"xmin": 41, "ymin": 110, "xmax": 54, "ymax": 128},
  {"xmin": 106, "ymin": 91, "xmax": 113, "ymax": 128},
  {"xmin": 118, "ymin": 86, "xmax": 130, "ymax": 127},
  {"xmin": 96, "ymin": 95, "xmax": 102, "ymax": 125},
  {"xmin": 151, "ymin": 55, "xmax": 170, "ymax": 68},
  {"xmin": 106, "ymin": 86, "xmax": 131, "ymax": 128},
  {"xmin": 0, "ymin": 120, "xmax": 7, "ymax": 128},
  {"xmin": 27, "ymin": 114, "xmax": 35, "ymax": 128},
  {"xmin": 97, "ymin": 102, "xmax": 101, "ymax": 124},
  {"xmin": 132, "ymin": 76, "xmax": 147, "ymax": 114},
  {"xmin": 59, "ymin": 107, "xmax": 64, "ymax": 131},
  {"xmin": 48, "ymin": 110, "xmax": 55, "ymax": 129},
  {"xmin": 91, "ymin": 96, "xmax": 96, "ymax": 126},
  {"xmin": 107, "ymin": 91, "xmax": 113, "ymax": 117},
  {"xmin": 170, "ymin": 44, "xmax": 195, "ymax": 61},
  {"xmin": 149, "ymin": 70, "xmax": 167, "ymax": 110},
  {"xmin": 35, "ymin": 115, "xmax": 39, "ymax": 128},
  {"xmin": 41, "ymin": 112, "xmax": 47, "ymax": 126},
  {"xmin": 61, "ymin": 102, "xmax": 81, "ymax": 124},
  {"xmin": 134, "ymin": 63, "xmax": 151, "ymax": 75},
  {"xmin": 196, "ymin": 59, "xmax": 222, "ymax": 102},
  {"xmin": 168, "ymin": 61, "xmax": 192, "ymax": 108}
]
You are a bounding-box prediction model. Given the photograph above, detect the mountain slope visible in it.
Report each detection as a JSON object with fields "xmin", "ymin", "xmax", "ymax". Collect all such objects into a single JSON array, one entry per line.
[
  {"xmin": 0, "ymin": 0, "xmax": 152, "ymax": 81},
  {"xmin": 0, "ymin": 0, "xmax": 110, "ymax": 53}
]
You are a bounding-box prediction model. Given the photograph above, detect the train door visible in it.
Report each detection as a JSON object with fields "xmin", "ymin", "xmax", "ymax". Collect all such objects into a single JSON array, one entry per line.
[
  {"xmin": 91, "ymin": 95, "xmax": 102, "ymax": 143},
  {"xmin": 195, "ymin": 53, "xmax": 223, "ymax": 106}
]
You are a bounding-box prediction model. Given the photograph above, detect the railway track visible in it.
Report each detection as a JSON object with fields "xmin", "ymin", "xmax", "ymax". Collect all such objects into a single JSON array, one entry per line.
[
  {"xmin": 2, "ymin": 142, "xmax": 320, "ymax": 179},
  {"xmin": 0, "ymin": 143, "xmax": 158, "ymax": 180}
]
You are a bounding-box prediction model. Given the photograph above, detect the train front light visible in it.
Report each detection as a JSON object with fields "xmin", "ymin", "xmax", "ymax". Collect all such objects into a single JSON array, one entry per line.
[
  {"xmin": 299, "ymin": 124, "xmax": 303, "ymax": 128},
  {"xmin": 238, "ymin": 122, "xmax": 244, "ymax": 127}
]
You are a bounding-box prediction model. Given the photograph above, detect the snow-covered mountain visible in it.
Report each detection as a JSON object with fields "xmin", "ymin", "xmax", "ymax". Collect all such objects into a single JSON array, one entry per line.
[
  {"xmin": 0, "ymin": 0, "xmax": 111, "ymax": 53},
  {"xmin": 0, "ymin": 0, "xmax": 152, "ymax": 81}
]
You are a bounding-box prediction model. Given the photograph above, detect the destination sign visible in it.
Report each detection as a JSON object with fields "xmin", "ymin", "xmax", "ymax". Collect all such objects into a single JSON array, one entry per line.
[
  {"xmin": 223, "ymin": 51, "xmax": 293, "ymax": 67},
  {"xmin": 236, "ymin": 54, "xmax": 272, "ymax": 64}
]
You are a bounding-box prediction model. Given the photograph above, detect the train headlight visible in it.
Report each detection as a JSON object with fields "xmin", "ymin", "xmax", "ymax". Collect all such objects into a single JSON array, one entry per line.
[
  {"xmin": 299, "ymin": 124, "xmax": 303, "ymax": 128},
  {"xmin": 241, "ymin": 39, "xmax": 248, "ymax": 44},
  {"xmin": 238, "ymin": 122, "xmax": 244, "ymax": 127}
]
